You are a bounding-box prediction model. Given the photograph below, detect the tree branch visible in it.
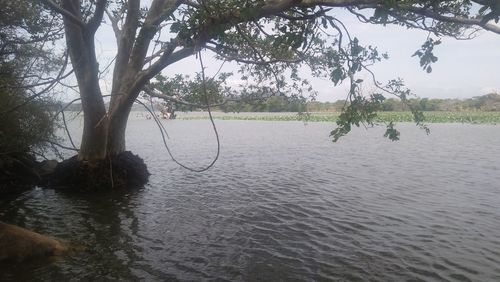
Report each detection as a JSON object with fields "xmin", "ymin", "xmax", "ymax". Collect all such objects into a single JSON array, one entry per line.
[
  {"xmin": 179, "ymin": 0, "xmax": 199, "ymax": 8},
  {"xmin": 206, "ymin": 46, "xmax": 302, "ymax": 66},
  {"xmin": 87, "ymin": 0, "xmax": 108, "ymax": 33},
  {"xmin": 105, "ymin": 8, "xmax": 122, "ymax": 44},
  {"xmin": 234, "ymin": 25, "xmax": 284, "ymax": 93},
  {"xmin": 132, "ymin": 44, "xmax": 195, "ymax": 99},
  {"xmin": 143, "ymin": 85, "xmax": 226, "ymax": 108},
  {"xmin": 260, "ymin": 0, "xmax": 301, "ymax": 15},
  {"xmin": 1, "ymin": 51, "xmax": 72, "ymax": 115},
  {"xmin": 297, "ymin": 0, "xmax": 500, "ymax": 34},
  {"xmin": 39, "ymin": 0, "xmax": 86, "ymax": 29},
  {"xmin": 276, "ymin": 8, "xmax": 331, "ymax": 20},
  {"xmin": 128, "ymin": 0, "xmax": 181, "ymax": 72},
  {"xmin": 403, "ymin": 6, "xmax": 500, "ymax": 35},
  {"xmin": 111, "ymin": 0, "xmax": 140, "ymax": 100}
]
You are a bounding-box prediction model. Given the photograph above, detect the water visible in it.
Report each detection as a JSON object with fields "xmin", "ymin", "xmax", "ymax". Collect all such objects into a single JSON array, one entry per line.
[{"xmin": 1, "ymin": 119, "xmax": 500, "ymax": 281}]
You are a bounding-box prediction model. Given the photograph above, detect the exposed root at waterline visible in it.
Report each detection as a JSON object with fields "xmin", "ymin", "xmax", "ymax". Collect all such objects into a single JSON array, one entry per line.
[{"xmin": 45, "ymin": 151, "xmax": 150, "ymax": 191}]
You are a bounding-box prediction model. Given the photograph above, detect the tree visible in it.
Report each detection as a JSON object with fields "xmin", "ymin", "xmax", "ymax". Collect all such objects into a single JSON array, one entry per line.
[
  {"xmin": 0, "ymin": 1, "xmax": 64, "ymax": 192},
  {"xmin": 0, "ymin": 0, "xmax": 65, "ymax": 104},
  {"xmin": 0, "ymin": 67, "xmax": 57, "ymax": 156},
  {"xmin": 0, "ymin": 0, "xmax": 65, "ymax": 154},
  {"xmin": 466, "ymin": 93, "xmax": 500, "ymax": 111},
  {"xmin": 36, "ymin": 0, "xmax": 500, "ymax": 188},
  {"xmin": 145, "ymin": 72, "xmax": 233, "ymax": 117}
]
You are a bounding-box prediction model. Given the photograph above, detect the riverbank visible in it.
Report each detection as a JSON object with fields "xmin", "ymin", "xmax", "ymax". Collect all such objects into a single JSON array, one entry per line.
[{"xmin": 175, "ymin": 111, "xmax": 500, "ymax": 123}]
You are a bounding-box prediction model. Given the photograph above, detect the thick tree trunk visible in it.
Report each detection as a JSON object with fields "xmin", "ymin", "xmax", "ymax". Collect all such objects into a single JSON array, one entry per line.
[
  {"xmin": 78, "ymin": 84, "xmax": 108, "ymax": 161},
  {"xmin": 107, "ymin": 101, "xmax": 134, "ymax": 156},
  {"xmin": 62, "ymin": 4, "xmax": 109, "ymax": 162},
  {"xmin": 73, "ymin": 45, "xmax": 108, "ymax": 162}
]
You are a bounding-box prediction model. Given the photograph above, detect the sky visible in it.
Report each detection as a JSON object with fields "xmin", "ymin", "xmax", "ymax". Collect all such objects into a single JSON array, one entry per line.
[
  {"xmin": 335, "ymin": 14, "xmax": 500, "ymax": 102},
  {"xmin": 93, "ymin": 9, "xmax": 500, "ymax": 102}
]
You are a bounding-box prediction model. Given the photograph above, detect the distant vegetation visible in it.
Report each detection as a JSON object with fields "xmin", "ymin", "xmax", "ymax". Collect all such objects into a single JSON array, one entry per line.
[
  {"xmin": 215, "ymin": 93, "xmax": 500, "ymax": 113},
  {"xmin": 174, "ymin": 93, "xmax": 500, "ymax": 124},
  {"xmin": 61, "ymin": 93, "xmax": 500, "ymax": 115},
  {"xmin": 179, "ymin": 111, "xmax": 500, "ymax": 124}
]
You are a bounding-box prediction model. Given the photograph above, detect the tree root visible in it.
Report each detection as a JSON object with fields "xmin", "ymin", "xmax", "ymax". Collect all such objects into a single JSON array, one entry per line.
[{"xmin": 44, "ymin": 151, "xmax": 150, "ymax": 191}]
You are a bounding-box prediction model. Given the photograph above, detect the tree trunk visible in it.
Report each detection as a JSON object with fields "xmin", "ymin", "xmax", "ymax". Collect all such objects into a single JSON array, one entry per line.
[
  {"xmin": 62, "ymin": 6, "xmax": 108, "ymax": 162},
  {"xmin": 107, "ymin": 100, "xmax": 134, "ymax": 156},
  {"xmin": 77, "ymin": 81, "xmax": 108, "ymax": 162},
  {"xmin": 45, "ymin": 0, "xmax": 150, "ymax": 190}
]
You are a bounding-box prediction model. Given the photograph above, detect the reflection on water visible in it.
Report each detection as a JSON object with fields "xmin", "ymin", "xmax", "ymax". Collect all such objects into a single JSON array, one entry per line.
[{"xmin": 1, "ymin": 120, "xmax": 500, "ymax": 281}]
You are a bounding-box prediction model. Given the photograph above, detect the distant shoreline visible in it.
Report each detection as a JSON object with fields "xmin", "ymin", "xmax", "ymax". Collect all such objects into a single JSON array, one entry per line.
[{"xmin": 168, "ymin": 111, "xmax": 500, "ymax": 123}]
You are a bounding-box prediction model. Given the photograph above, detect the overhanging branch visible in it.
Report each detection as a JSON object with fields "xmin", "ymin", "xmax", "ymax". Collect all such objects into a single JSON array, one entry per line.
[
  {"xmin": 133, "ymin": 43, "xmax": 195, "ymax": 96},
  {"xmin": 143, "ymin": 85, "xmax": 226, "ymax": 108},
  {"xmin": 403, "ymin": 6, "xmax": 500, "ymax": 35},
  {"xmin": 206, "ymin": 46, "xmax": 302, "ymax": 66}
]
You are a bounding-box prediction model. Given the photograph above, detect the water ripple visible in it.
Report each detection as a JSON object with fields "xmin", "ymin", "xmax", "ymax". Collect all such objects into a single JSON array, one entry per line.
[{"xmin": 1, "ymin": 121, "xmax": 500, "ymax": 281}]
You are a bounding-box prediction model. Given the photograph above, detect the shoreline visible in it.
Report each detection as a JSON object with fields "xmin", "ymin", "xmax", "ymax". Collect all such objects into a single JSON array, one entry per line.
[{"xmin": 165, "ymin": 111, "xmax": 500, "ymax": 124}]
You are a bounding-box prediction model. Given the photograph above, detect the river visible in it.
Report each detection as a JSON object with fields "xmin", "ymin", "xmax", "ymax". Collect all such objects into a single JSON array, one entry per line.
[{"xmin": 1, "ymin": 119, "xmax": 500, "ymax": 281}]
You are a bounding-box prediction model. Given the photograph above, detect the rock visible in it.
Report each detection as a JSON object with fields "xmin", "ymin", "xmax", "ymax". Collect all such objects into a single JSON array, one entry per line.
[
  {"xmin": 0, "ymin": 221, "xmax": 70, "ymax": 262},
  {"xmin": 36, "ymin": 160, "xmax": 58, "ymax": 176},
  {"xmin": 0, "ymin": 153, "xmax": 39, "ymax": 194}
]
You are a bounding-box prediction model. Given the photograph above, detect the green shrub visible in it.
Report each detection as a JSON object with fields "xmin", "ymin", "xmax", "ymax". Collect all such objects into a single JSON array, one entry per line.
[{"xmin": 0, "ymin": 66, "xmax": 57, "ymax": 155}]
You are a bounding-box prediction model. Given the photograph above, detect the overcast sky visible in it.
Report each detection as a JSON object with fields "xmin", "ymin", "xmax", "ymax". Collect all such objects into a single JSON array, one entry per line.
[
  {"xmin": 93, "ymin": 10, "xmax": 500, "ymax": 102},
  {"xmin": 336, "ymin": 15, "xmax": 500, "ymax": 102}
]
